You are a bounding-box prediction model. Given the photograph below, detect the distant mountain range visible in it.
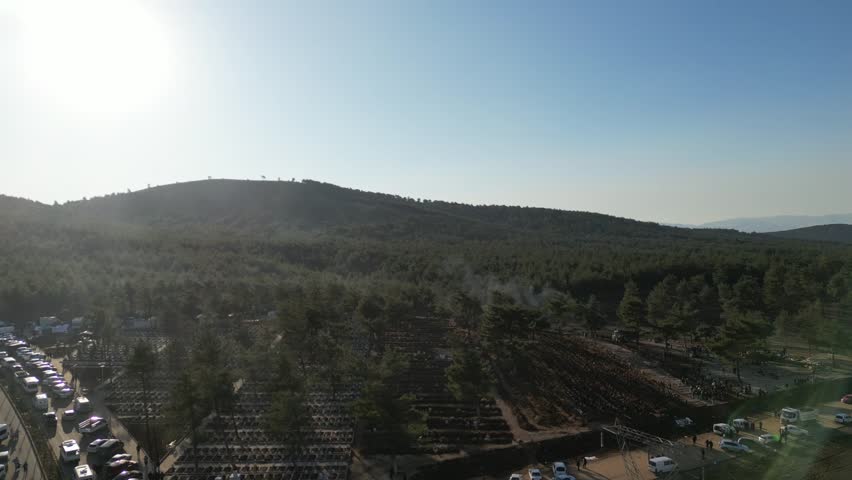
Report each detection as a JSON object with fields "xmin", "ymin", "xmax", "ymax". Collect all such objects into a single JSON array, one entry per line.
[
  {"xmin": 672, "ymin": 214, "xmax": 852, "ymax": 233},
  {"xmin": 769, "ymin": 224, "xmax": 852, "ymax": 244}
]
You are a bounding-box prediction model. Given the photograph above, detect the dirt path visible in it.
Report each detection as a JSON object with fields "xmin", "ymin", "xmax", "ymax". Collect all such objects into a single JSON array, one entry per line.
[{"xmin": 492, "ymin": 391, "xmax": 531, "ymax": 443}]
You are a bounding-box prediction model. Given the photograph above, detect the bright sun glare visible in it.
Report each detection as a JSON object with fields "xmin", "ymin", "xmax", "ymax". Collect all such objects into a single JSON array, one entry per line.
[{"xmin": 14, "ymin": 0, "xmax": 173, "ymax": 116}]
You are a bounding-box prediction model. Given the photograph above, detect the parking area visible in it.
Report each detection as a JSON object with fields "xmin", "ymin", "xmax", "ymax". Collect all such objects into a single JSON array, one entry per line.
[
  {"xmin": 484, "ymin": 396, "xmax": 852, "ymax": 480},
  {"xmin": 1, "ymin": 335, "xmax": 150, "ymax": 480}
]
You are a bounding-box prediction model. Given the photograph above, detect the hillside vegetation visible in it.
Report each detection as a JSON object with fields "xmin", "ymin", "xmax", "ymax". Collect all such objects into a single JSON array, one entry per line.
[{"xmin": 0, "ymin": 179, "xmax": 850, "ymax": 340}]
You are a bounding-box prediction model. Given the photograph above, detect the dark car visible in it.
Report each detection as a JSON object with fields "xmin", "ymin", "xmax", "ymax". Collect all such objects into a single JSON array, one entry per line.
[
  {"xmin": 107, "ymin": 454, "xmax": 133, "ymax": 464},
  {"xmin": 98, "ymin": 439, "xmax": 125, "ymax": 456},
  {"xmin": 106, "ymin": 460, "xmax": 140, "ymax": 477},
  {"xmin": 43, "ymin": 412, "xmax": 57, "ymax": 424},
  {"xmin": 111, "ymin": 470, "xmax": 143, "ymax": 480}
]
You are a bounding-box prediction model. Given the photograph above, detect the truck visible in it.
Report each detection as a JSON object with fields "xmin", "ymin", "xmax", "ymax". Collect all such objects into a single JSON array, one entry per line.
[{"xmin": 781, "ymin": 407, "xmax": 818, "ymax": 424}]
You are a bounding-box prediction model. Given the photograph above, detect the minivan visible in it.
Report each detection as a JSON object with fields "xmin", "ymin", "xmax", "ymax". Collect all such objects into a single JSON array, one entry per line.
[
  {"xmin": 713, "ymin": 423, "xmax": 735, "ymax": 436},
  {"xmin": 23, "ymin": 376, "xmax": 40, "ymax": 393},
  {"xmin": 648, "ymin": 456, "xmax": 676, "ymax": 473},
  {"xmin": 61, "ymin": 440, "xmax": 81, "ymax": 462}
]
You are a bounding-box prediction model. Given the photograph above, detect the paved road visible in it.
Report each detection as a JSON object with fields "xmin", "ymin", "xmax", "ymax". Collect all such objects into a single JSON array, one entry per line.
[
  {"xmin": 48, "ymin": 351, "xmax": 152, "ymax": 480},
  {"xmin": 4, "ymin": 345, "xmax": 151, "ymax": 480},
  {"xmin": 0, "ymin": 385, "xmax": 45, "ymax": 480}
]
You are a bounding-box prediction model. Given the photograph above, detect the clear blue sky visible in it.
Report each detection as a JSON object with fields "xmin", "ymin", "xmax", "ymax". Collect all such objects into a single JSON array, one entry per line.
[{"xmin": 1, "ymin": 0, "xmax": 851, "ymax": 224}]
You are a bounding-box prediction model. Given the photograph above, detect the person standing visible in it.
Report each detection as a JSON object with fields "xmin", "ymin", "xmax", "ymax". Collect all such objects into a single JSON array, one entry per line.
[{"xmin": 576, "ymin": 458, "xmax": 582, "ymax": 471}]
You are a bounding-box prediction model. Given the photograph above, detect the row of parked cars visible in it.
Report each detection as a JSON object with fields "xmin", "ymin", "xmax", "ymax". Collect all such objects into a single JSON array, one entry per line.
[
  {"xmin": 64, "ymin": 441, "xmax": 142, "ymax": 480},
  {"xmin": 0, "ymin": 334, "xmax": 142, "ymax": 480},
  {"xmin": 509, "ymin": 462, "xmax": 577, "ymax": 480},
  {"xmin": 1, "ymin": 349, "xmax": 74, "ymax": 398}
]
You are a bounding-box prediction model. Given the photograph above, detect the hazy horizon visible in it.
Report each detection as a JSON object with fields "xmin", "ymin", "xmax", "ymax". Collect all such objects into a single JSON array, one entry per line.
[{"xmin": 2, "ymin": 0, "xmax": 851, "ymax": 224}]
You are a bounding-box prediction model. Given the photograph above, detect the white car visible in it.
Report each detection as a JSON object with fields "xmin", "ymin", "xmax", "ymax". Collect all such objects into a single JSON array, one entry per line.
[
  {"xmin": 713, "ymin": 423, "xmax": 736, "ymax": 436},
  {"xmin": 528, "ymin": 469, "xmax": 542, "ymax": 480},
  {"xmin": 509, "ymin": 475, "xmax": 522, "ymax": 480},
  {"xmin": 782, "ymin": 425, "xmax": 809, "ymax": 436},
  {"xmin": 551, "ymin": 462, "xmax": 575, "ymax": 480},
  {"xmin": 78, "ymin": 416, "xmax": 108, "ymax": 434},
  {"xmin": 758, "ymin": 433, "xmax": 779, "ymax": 445},
  {"xmin": 835, "ymin": 413, "xmax": 852, "ymax": 425},
  {"xmin": 552, "ymin": 462, "xmax": 575, "ymax": 480},
  {"xmin": 720, "ymin": 438, "xmax": 750, "ymax": 453},
  {"xmin": 60, "ymin": 440, "xmax": 81, "ymax": 462}
]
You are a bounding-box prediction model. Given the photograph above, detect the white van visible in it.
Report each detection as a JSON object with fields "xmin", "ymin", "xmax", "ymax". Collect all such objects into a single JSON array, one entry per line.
[
  {"xmin": 34, "ymin": 393, "xmax": 49, "ymax": 411},
  {"xmin": 2, "ymin": 357, "xmax": 15, "ymax": 369},
  {"xmin": 0, "ymin": 424, "xmax": 8, "ymax": 441},
  {"xmin": 648, "ymin": 456, "xmax": 677, "ymax": 474},
  {"xmin": 23, "ymin": 376, "xmax": 39, "ymax": 393},
  {"xmin": 61, "ymin": 440, "xmax": 81, "ymax": 462},
  {"xmin": 732, "ymin": 418, "xmax": 749, "ymax": 430},
  {"xmin": 781, "ymin": 407, "xmax": 817, "ymax": 423},
  {"xmin": 713, "ymin": 423, "xmax": 735, "ymax": 436},
  {"xmin": 74, "ymin": 464, "xmax": 96, "ymax": 480}
]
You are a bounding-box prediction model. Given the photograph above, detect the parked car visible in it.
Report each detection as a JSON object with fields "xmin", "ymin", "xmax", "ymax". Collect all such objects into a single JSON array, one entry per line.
[
  {"xmin": 60, "ymin": 440, "xmax": 81, "ymax": 463},
  {"xmin": 62, "ymin": 409, "xmax": 78, "ymax": 421},
  {"xmin": 528, "ymin": 469, "xmax": 543, "ymax": 480},
  {"xmin": 713, "ymin": 423, "xmax": 736, "ymax": 436},
  {"xmin": 105, "ymin": 460, "xmax": 140, "ymax": 477},
  {"xmin": 720, "ymin": 438, "xmax": 751, "ymax": 453},
  {"xmin": 78, "ymin": 416, "xmax": 108, "ymax": 434},
  {"xmin": 51, "ymin": 382, "xmax": 70, "ymax": 393},
  {"xmin": 13, "ymin": 371, "xmax": 28, "ymax": 381},
  {"xmin": 648, "ymin": 456, "xmax": 677, "ymax": 474},
  {"xmin": 835, "ymin": 413, "xmax": 852, "ymax": 425},
  {"xmin": 97, "ymin": 439, "xmax": 125, "ymax": 456},
  {"xmin": 111, "ymin": 471, "xmax": 143, "ymax": 480},
  {"xmin": 737, "ymin": 437, "xmax": 764, "ymax": 451},
  {"xmin": 107, "ymin": 454, "xmax": 133, "ymax": 464},
  {"xmin": 43, "ymin": 411, "xmax": 58, "ymax": 425},
  {"xmin": 509, "ymin": 475, "xmax": 522, "ymax": 480},
  {"xmin": 758, "ymin": 434, "xmax": 780, "ymax": 445},
  {"xmin": 782, "ymin": 425, "xmax": 809, "ymax": 436},
  {"xmin": 56, "ymin": 387, "xmax": 74, "ymax": 399},
  {"xmin": 43, "ymin": 377, "xmax": 63, "ymax": 387},
  {"xmin": 552, "ymin": 461, "xmax": 575, "ymax": 480},
  {"xmin": 88, "ymin": 439, "xmax": 110, "ymax": 453},
  {"xmin": 841, "ymin": 394, "xmax": 852, "ymax": 404}
]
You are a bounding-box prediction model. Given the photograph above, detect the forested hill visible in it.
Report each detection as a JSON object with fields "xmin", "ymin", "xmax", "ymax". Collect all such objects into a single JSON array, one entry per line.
[
  {"xmin": 769, "ymin": 224, "xmax": 852, "ymax": 244},
  {"xmin": 50, "ymin": 179, "xmax": 740, "ymax": 242},
  {"xmin": 1, "ymin": 179, "xmax": 851, "ymax": 332}
]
